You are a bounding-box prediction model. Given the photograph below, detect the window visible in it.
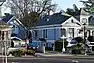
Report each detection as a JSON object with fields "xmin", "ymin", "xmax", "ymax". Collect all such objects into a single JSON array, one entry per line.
[
  {"xmin": 87, "ymin": 30, "xmax": 90, "ymax": 36},
  {"xmin": 61, "ymin": 28, "xmax": 66, "ymax": 37},
  {"xmin": 47, "ymin": 42, "xmax": 52, "ymax": 47},
  {"xmin": 69, "ymin": 28, "xmax": 74, "ymax": 38},
  {"xmin": 12, "ymin": 25, "xmax": 19, "ymax": 34},
  {"xmin": 92, "ymin": 46, "xmax": 94, "ymax": 51},
  {"xmin": 34, "ymin": 30, "xmax": 38, "ymax": 38},
  {"xmin": 82, "ymin": 18, "xmax": 87, "ymax": 24},
  {"xmin": 43, "ymin": 29, "xmax": 47, "ymax": 38},
  {"xmin": 15, "ymin": 26, "xmax": 19, "ymax": 34}
]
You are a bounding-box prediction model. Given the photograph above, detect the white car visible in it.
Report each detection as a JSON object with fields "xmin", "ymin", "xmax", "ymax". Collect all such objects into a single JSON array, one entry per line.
[{"xmin": 11, "ymin": 37, "xmax": 26, "ymax": 47}]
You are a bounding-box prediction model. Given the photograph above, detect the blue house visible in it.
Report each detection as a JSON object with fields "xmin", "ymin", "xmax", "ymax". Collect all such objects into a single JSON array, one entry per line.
[
  {"xmin": 1, "ymin": 13, "xmax": 27, "ymax": 40},
  {"xmin": 31, "ymin": 8, "xmax": 94, "ymax": 50}
]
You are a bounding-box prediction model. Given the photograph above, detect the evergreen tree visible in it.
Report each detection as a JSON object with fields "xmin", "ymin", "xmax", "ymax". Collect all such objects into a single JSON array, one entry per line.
[
  {"xmin": 66, "ymin": 4, "xmax": 79, "ymax": 16},
  {"xmin": 81, "ymin": 0, "xmax": 94, "ymax": 13}
]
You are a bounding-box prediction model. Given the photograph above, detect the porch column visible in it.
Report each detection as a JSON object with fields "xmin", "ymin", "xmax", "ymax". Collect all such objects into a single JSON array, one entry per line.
[
  {"xmin": 90, "ymin": 30, "xmax": 93, "ymax": 36},
  {"xmin": 8, "ymin": 31, "xmax": 11, "ymax": 46},
  {"xmin": 75, "ymin": 28, "xmax": 80, "ymax": 37},
  {"xmin": 92, "ymin": 30, "xmax": 94, "ymax": 36}
]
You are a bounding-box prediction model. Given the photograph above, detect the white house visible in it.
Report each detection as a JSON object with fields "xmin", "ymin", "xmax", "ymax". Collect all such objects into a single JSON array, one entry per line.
[{"xmin": 0, "ymin": 21, "xmax": 12, "ymax": 53}]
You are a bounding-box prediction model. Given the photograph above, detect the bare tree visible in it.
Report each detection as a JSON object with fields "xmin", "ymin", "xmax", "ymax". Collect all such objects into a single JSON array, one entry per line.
[{"xmin": 4, "ymin": 0, "xmax": 57, "ymax": 28}]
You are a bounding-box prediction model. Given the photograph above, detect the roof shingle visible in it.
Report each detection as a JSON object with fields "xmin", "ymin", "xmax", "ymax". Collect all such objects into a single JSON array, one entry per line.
[{"xmin": 36, "ymin": 13, "xmax": 70, "ymax": 26}]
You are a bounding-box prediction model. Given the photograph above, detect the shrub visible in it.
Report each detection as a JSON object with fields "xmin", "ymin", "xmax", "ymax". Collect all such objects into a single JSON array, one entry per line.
[
  {"xmin": 9, "ymin": 49, "xmax": 35, "ymax": 57},
  {"xmin": 72, "ymin": 49, "xmax": 81, "ymax": 54},
  {"xmin": 70, "ymin": 37, "xmax": 84, "ymax": 54},
  {"xmin": 45, "ymin": 47, "xmax": 53, "ymax": 51},
  {"xmin": 26, "ymin": 50, "xmax": 35, "ymax": 55},
  {"xmin": 55, "ymin": 39, "xmax": 68, "ymax": 52},
  {"xmin": 9, "ymin": 49, "xmax": 22, "ymax": 57}
]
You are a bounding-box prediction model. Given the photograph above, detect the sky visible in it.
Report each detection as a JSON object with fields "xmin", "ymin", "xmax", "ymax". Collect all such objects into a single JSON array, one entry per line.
[
  {"xmin": 52, "ymin": 0, "xmax": 85, "ymax": 11},
  {"xmin": 1, "ymin": 0, "xmax": 86, "ymax": 15}
]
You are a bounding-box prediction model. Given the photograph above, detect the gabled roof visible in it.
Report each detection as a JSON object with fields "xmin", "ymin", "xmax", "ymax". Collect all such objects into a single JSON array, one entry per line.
[
  {"xmin": 74, "ymin": 8, "xmax": 89, "ymax": 16},
  {"xmin": 36, "ymin": 13, "xmax": 70, "ymax": 26},
  {"xmin": 74, "ymin": 15, "xmax": 80, "ymax": 21},
  {"xmin": 73, "ymin": 8, "xmax": 90, "ymax": 21},
  {"xmin": 2, "ymin": 15, "xmax": 13, "ymax": 23}
]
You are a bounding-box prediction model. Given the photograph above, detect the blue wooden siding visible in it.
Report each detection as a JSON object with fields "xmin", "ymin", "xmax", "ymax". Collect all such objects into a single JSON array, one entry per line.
[
  {"xmin": 36, "ymin": 28, "xmax": 61, "ymax": 41},
  {"xmin": 47, "ymin": 28, "xmax": 61, "ymax": 40},
  {"xmin": 47, "ymin": 29, "xmax": 55, "ymax": 40},
  {"xmin": 8, "ymin": 18, "xmax": 27, "ymax": 40},
  {"xmin": 55, "ymin": 28, "xmax": 61, "ymax": 40},
  {"xmin": 37, "ymin": 29, "xmax": 43, "ymax": 38}
]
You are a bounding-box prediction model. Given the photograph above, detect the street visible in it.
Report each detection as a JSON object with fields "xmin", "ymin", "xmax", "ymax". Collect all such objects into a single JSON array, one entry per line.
[{"xmin": 0, "ymin": 57, "xmax": 94, "ymax": 63}]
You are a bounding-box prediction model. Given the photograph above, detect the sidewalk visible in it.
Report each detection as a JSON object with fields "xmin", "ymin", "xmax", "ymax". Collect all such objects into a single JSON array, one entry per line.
[
  {"xmin": 35, "ymin": 51, "xmax": 94, "ymax": 59},
  {"xmin": 0, "ymin": 51, "xmax": 94, "ymax": 59},
  {"xmin": 35, "ymin": 53, "xmax": 73, "ymax": 57},
  {"xmin": 0, "ymin": 54, "xmax": 35, "ymax": 58},
  {"xmin": 35, "ymin": 51, "xmax": 73, "ymax": 57}
]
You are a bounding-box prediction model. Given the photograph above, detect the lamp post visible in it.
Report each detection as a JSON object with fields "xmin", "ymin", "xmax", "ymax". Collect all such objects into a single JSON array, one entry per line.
[
  {"xmin": 82, "ymin": 18, "xmax": 87, "ymax": 55},
  {"xmin": 62, "ymin": 35, "xmax": 65, "ymax": 53}
]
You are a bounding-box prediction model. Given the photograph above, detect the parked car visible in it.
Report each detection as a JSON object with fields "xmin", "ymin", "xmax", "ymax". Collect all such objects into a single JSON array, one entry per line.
[
  {"xmin": 11, "ymin": 37, "xmax": 26, "ymax": 47},
  {"xmin": 28, "ymin": 42, "xmax": 39, "ymax": 50},
  {"xmin": 28, "ymin": 41, "xmax": 46, "ymax": 53}
]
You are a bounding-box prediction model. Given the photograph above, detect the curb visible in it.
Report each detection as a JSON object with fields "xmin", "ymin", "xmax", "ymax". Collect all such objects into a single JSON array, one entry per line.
[
  {"xmin": 35, "ymin": 53, "xmax": 94, "ymax": 59},
  {"xmin": 0, "ymin": 55, "xmax": 35, "ymax": 58}
]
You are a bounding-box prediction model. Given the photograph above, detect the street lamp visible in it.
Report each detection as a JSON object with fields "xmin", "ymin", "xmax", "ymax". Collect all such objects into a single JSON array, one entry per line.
[
  {"xmin": 82, "ymin": 18, "xmax": 87, "ymax": 55},
  {"xmin": 61, "ymin": 35, "xmax": 66, "ymax": 53}
]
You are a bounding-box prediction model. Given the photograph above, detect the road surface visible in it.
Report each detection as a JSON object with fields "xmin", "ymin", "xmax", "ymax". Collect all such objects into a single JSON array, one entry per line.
[{"xmin": 0, "ymin": 57, "xmax": 94, "ymax": 63}]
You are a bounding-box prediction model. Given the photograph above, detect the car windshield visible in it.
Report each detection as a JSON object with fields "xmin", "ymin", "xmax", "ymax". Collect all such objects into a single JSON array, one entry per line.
[
  {"xmin": 31, "ymin": 42, "xmax": 38, "ymax": 47},
  {"xmin": 29, "ymin": 42, "xmax": 41, "ymax": 47},
  {"xmin": 70, "ymin": 39, "xmax": 77, "ymax": 44}
]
